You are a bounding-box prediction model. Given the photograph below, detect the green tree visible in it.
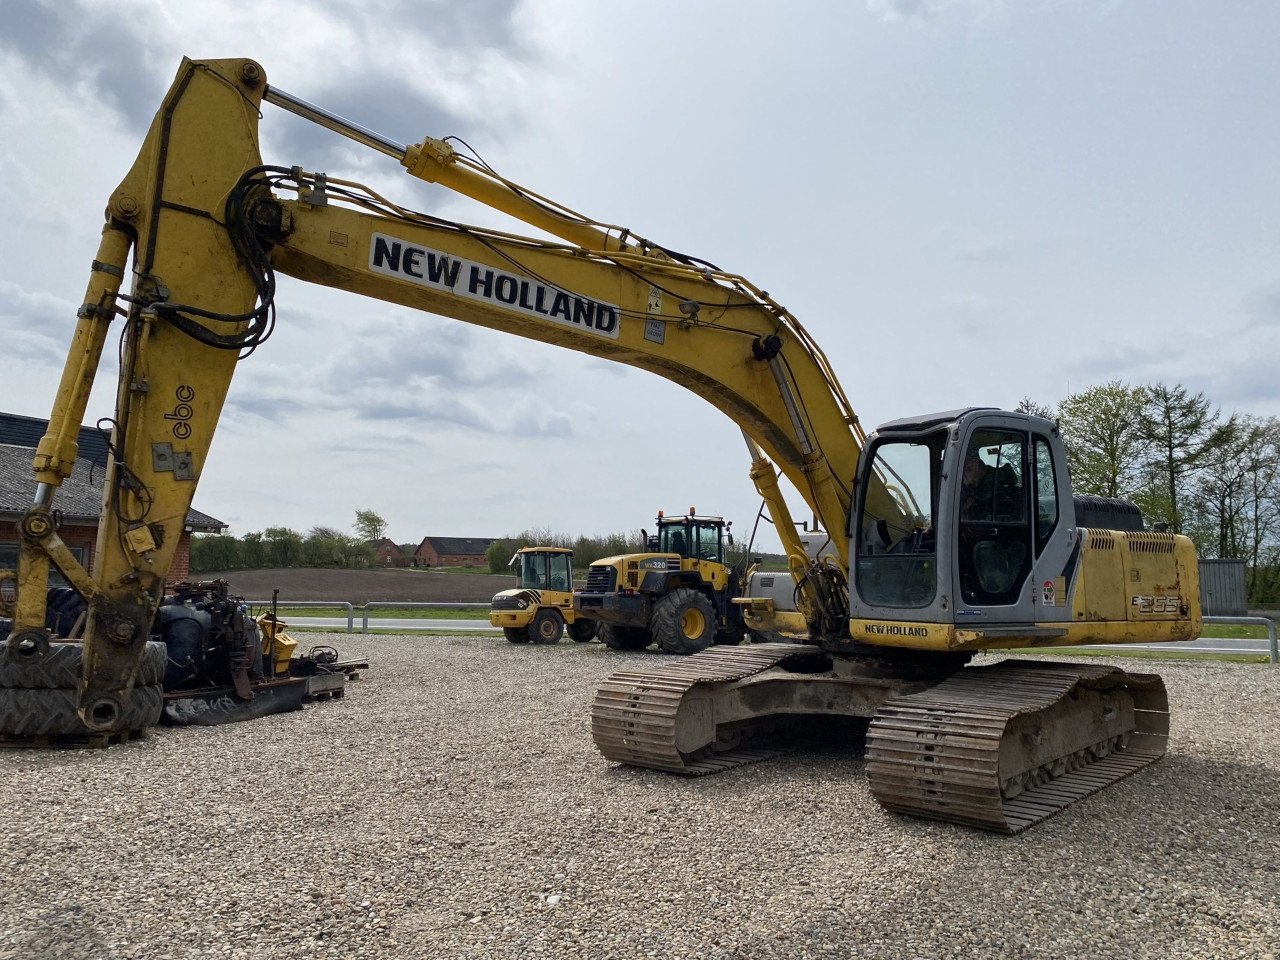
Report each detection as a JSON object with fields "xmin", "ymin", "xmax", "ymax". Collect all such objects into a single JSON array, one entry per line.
[
  {"xmin": 1056, "ymin": 381, "xmax": 1148, "ymax": 499},
  {"xmin": 1136, "ymin": 383, "xmax": 1234, "ymax": 533},
  {"xmin": 354, "ymin": 509, "xmax": 388, "ymax": 543},
  {"xmin": 262, "ymin": 527, "xmax": 304, "ymax": 567},
  {"xmin": 189, "ymin": 534, "xmax": 241, "ymax": 573},
  {"xmin": 1242, "ymin": 418, "xmax": 1280, "ymax": 602},
  {"xmin": 240, "ymin": 531, "xmax": 265, "ymax": 569},
  {"xmin": 1189, "ymin": 415, "xmax": 1280, "ymax": 600},
  {"xmin": 303, "ymin": 526, "xmax": 350, "ymax": 567}
]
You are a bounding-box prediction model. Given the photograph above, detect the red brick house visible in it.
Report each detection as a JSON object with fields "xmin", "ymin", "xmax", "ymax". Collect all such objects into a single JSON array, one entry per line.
[
  {"xmin": 371, "ymin": 538, "xmax": 414, "ymax": 568},
  {"xmin": 0, "ymin": 413, "xmax": 226, "ymax": 588},
  {"xmin": 414, "ymin": 535, "xmax": 495, "ymax": 568}
]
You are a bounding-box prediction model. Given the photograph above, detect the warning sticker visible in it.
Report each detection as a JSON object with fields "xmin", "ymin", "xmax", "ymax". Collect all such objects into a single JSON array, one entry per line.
[{"xmin": 1041, "ymin": 580, "xmax": 1056, "ymax": 605}]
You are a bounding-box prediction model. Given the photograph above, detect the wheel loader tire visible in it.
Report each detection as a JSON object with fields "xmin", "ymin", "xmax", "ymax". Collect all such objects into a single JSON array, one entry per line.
[
  {"xmin": 504, "ymin": 628, "xmax": 531, "ymax": 644},
  {"xmin": 650, "ymin": 588, "xmax": 717, "ymax": 655},
  {"xmin": 568, "ymin": 618, "xmax": 597, "ymax": 643},
  {"xmin": 0, "ymin": 683, "xmax": 163, "ymax": 737},
  {"xmin": 530, "ymin": 609, "xmax": 564, "ymax": 644},
  {"xmin": 715, "ymin": 625, "xmax": 745, "ymax": 646},
  {"xmin": 0, "ymin": 640, "xmax": 167, "ymax": 690},
  {"xmin": 598, "ymin": 624, "xmax": 651, "ymax": 651}
]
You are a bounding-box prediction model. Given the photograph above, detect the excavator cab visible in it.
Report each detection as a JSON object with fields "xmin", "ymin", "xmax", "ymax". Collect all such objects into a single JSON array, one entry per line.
[{"xmin": 849, "ymin": 408, "xmax": 1084, "ymax": 646}]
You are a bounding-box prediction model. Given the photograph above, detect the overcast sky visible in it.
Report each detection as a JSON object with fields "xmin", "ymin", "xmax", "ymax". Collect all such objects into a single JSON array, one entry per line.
[{"xmin": 2, "ymin": 1, "xmax": 1277, "ymax": 552}]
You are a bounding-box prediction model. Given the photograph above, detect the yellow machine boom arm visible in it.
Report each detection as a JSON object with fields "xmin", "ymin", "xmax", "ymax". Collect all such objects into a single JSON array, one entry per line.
[{"xmin": 12, "ymin": 57, "xmax": 866, "ymax": 727}]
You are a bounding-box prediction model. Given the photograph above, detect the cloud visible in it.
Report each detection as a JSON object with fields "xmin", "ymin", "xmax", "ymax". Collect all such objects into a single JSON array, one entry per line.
[
  {"xmin": 0, "ymin": 2, "xmax": 165, "ymax": 130},
  {"xmin": 346, "ymin": 320, "xmax": 509, "ymax": 384},
  {"xmin": 867, "ymin": 0, "xmax": 937, "ymax": 22},
  {"xmin": 1244, "ymin": 281, "xmax": 1280, "ymax": 327},
  {"xmin": 866, "ymin": 0, "xmax": 1009, "ymax": 24},
  {"xmin": 0, "ymin": 281, "xmax": 77, "ymax": 360},
  {"xmin": 217, "ymin": 306, "xmax": 573, "ymax": 437}
]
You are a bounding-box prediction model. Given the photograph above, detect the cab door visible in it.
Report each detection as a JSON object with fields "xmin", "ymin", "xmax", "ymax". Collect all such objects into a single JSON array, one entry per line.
[{"xmin": 951, "ymin": 415, "xmax": 1074, "ymax": 625}]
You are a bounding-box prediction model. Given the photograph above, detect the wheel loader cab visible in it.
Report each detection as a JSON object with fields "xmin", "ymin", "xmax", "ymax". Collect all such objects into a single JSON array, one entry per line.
[
  {"xmin": 656, "ymin": 516, "xmax": 727, "ymax": 564},
  {"xmin": 518, "ymin": 550, "xmax": 572, "ymax": 592},
  {"xmin": 849, "ymin": 408, "xmax": 1077, "ymax": 645}
]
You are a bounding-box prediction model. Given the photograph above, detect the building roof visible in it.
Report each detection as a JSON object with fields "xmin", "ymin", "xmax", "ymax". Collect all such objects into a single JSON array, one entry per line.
[
  {"xmin": 0, "ymin": 412, "xmax": 112, "ymax": 467},
  {"xmin": 0, "ymin": 414, "xmax": 226, "ymax": 533},
  {"xmin": 418, "ymin": 535, "xmax": 495, "ymax": 556},
  {"xmin": 0, "ymin": 443, "xmax": 105, "ymax": 523}
]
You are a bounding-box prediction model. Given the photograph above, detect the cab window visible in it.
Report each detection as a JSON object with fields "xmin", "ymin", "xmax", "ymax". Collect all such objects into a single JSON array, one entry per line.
[
  {"xmin": 692, "ymin": 523, "xmax": 722, "ymax": 563},
  {"xmin": 520, "ymin": 555, "xmax": 546, "ymax": 589},
  {"xmin": 854, "ymin": 435, "xmax": 941, "ymax": 608},
  {"xmin": 547, "ymin": 553, "xmax": 572, "ymax": 591},
  {"xmin": 1034, "ymin": 437, "xmax": 1058, "ymax": 556},
  {"xmin": 957, "ymin": 429, "xmax": 1031, "ymax": 606}
]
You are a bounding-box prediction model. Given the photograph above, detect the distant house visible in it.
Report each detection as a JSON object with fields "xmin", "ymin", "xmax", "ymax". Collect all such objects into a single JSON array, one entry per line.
[
  {"xmin": 371, "ymin": 538, "xmax": 413, "ymax": 568},
  {"xmin": 0, "ymin": 412, "xmax": 226, "ymax": 586},
  {"xmin": 414, "ymin": 535, "xmax": 495, "ymax": 568}
]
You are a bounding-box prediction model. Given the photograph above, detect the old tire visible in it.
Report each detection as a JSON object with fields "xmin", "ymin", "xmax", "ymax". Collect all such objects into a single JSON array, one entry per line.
[
  {"xmin": 568, "ymin": 619, "xmax": 597, "ymax": 643},
  {"xmin": 530, "ymin": 609, "xmax": 564, "ymax": 644},
  {"xmin": 504, "ymin": 627, "xmax": 531, "ymax": 644},
  {"xmin": 0, "ymin": 640, "xmax": 167, "ymax": 690},
  {"xmin": 650, "ymin": 588, "xmax": 716, "ymax": 655},
  {"xmin": 0, "ymin": 683, "xmax": 163, "ymax": 737},
  {"xmin": 44, "ymin": 587, "xmax": 88, "ymax": 636},
  {"xmin": 598, "ymin": 624, "xmax": 651, "ymax": 651}
]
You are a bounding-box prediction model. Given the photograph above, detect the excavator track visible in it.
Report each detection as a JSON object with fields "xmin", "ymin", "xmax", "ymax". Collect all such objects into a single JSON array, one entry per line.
[
  {"xmin": 591, "ymin": 643, "xmax": 823, "ymax": 775},
  {"xmin": 865, "ymin": 660, "xmax": 1169, "ymax": 834}
]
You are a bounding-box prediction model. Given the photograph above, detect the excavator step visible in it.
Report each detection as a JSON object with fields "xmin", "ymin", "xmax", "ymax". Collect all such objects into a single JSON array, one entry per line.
[{"xmin": 865, "ymin": 660, "xmax": 1169, "ymax": 834}]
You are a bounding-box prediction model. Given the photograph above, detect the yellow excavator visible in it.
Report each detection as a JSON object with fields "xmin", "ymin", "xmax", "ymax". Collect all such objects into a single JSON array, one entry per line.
[{"xmin": 3, "ymin": 58, "xmax": 1202, "ymax": 832}]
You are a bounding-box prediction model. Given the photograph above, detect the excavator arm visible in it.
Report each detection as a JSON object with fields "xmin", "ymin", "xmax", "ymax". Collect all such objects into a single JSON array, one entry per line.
[{"xmin": 11, "ymin": 57, "xmax": 869, "ymax": 727}]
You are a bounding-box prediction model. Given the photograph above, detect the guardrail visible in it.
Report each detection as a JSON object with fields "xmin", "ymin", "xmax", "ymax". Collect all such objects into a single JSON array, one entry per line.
[
  {"xmin": 1204, "ymin": 615, "xmax": 1278, "ymax": 665},
  {"xmin": 362, "ymin": 601, "xmax": 489, "ymax": 633},
  {"xmin": 249, "ymin": 599, "xmax": 356, "ymax": 633}
]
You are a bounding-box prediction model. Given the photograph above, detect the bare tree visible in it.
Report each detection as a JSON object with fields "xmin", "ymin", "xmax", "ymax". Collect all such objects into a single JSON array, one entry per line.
[{"xmin": 1015, "ymin": 396, "xmax": 1056, "ymax": 420}]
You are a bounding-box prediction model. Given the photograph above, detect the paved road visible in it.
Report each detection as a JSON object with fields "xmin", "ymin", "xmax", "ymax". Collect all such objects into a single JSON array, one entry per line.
[{"xmin": 290, "ymin": 616, "xmax": 1276, "ymax": 657}]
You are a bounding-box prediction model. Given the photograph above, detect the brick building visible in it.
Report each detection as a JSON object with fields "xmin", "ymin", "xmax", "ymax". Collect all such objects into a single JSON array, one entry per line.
[
  {"xmin": 414, "ymin": 535, "xmax": 495, "ymax": 568},
  {"xmin": 0, "ymin": 413, "xmax": 226, "ymax": 587},
  {"xmin": 371, "ymin": 538, "xmax": 415, "ymax": 568}
]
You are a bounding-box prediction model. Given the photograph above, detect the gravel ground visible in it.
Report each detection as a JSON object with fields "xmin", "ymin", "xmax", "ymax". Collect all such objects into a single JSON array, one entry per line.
[{"xmin": 2, "ymin": 637, "xmax": 1278, "ymax": 960}]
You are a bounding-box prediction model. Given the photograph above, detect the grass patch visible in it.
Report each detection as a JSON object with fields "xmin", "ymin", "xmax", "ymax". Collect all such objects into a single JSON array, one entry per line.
[{"xmin": 1200, "ymin": 624, "xmax": 1274, "ymax": 640}]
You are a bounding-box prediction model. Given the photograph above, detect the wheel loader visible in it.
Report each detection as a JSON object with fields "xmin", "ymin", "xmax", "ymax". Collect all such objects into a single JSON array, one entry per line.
[
  {"xmin": 575, "ymin": 510, "xmax": 745, "ymax": 654},
  {"xmin": 489, "ymin": 546, "xmax": 597, "ymax": 644}
]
